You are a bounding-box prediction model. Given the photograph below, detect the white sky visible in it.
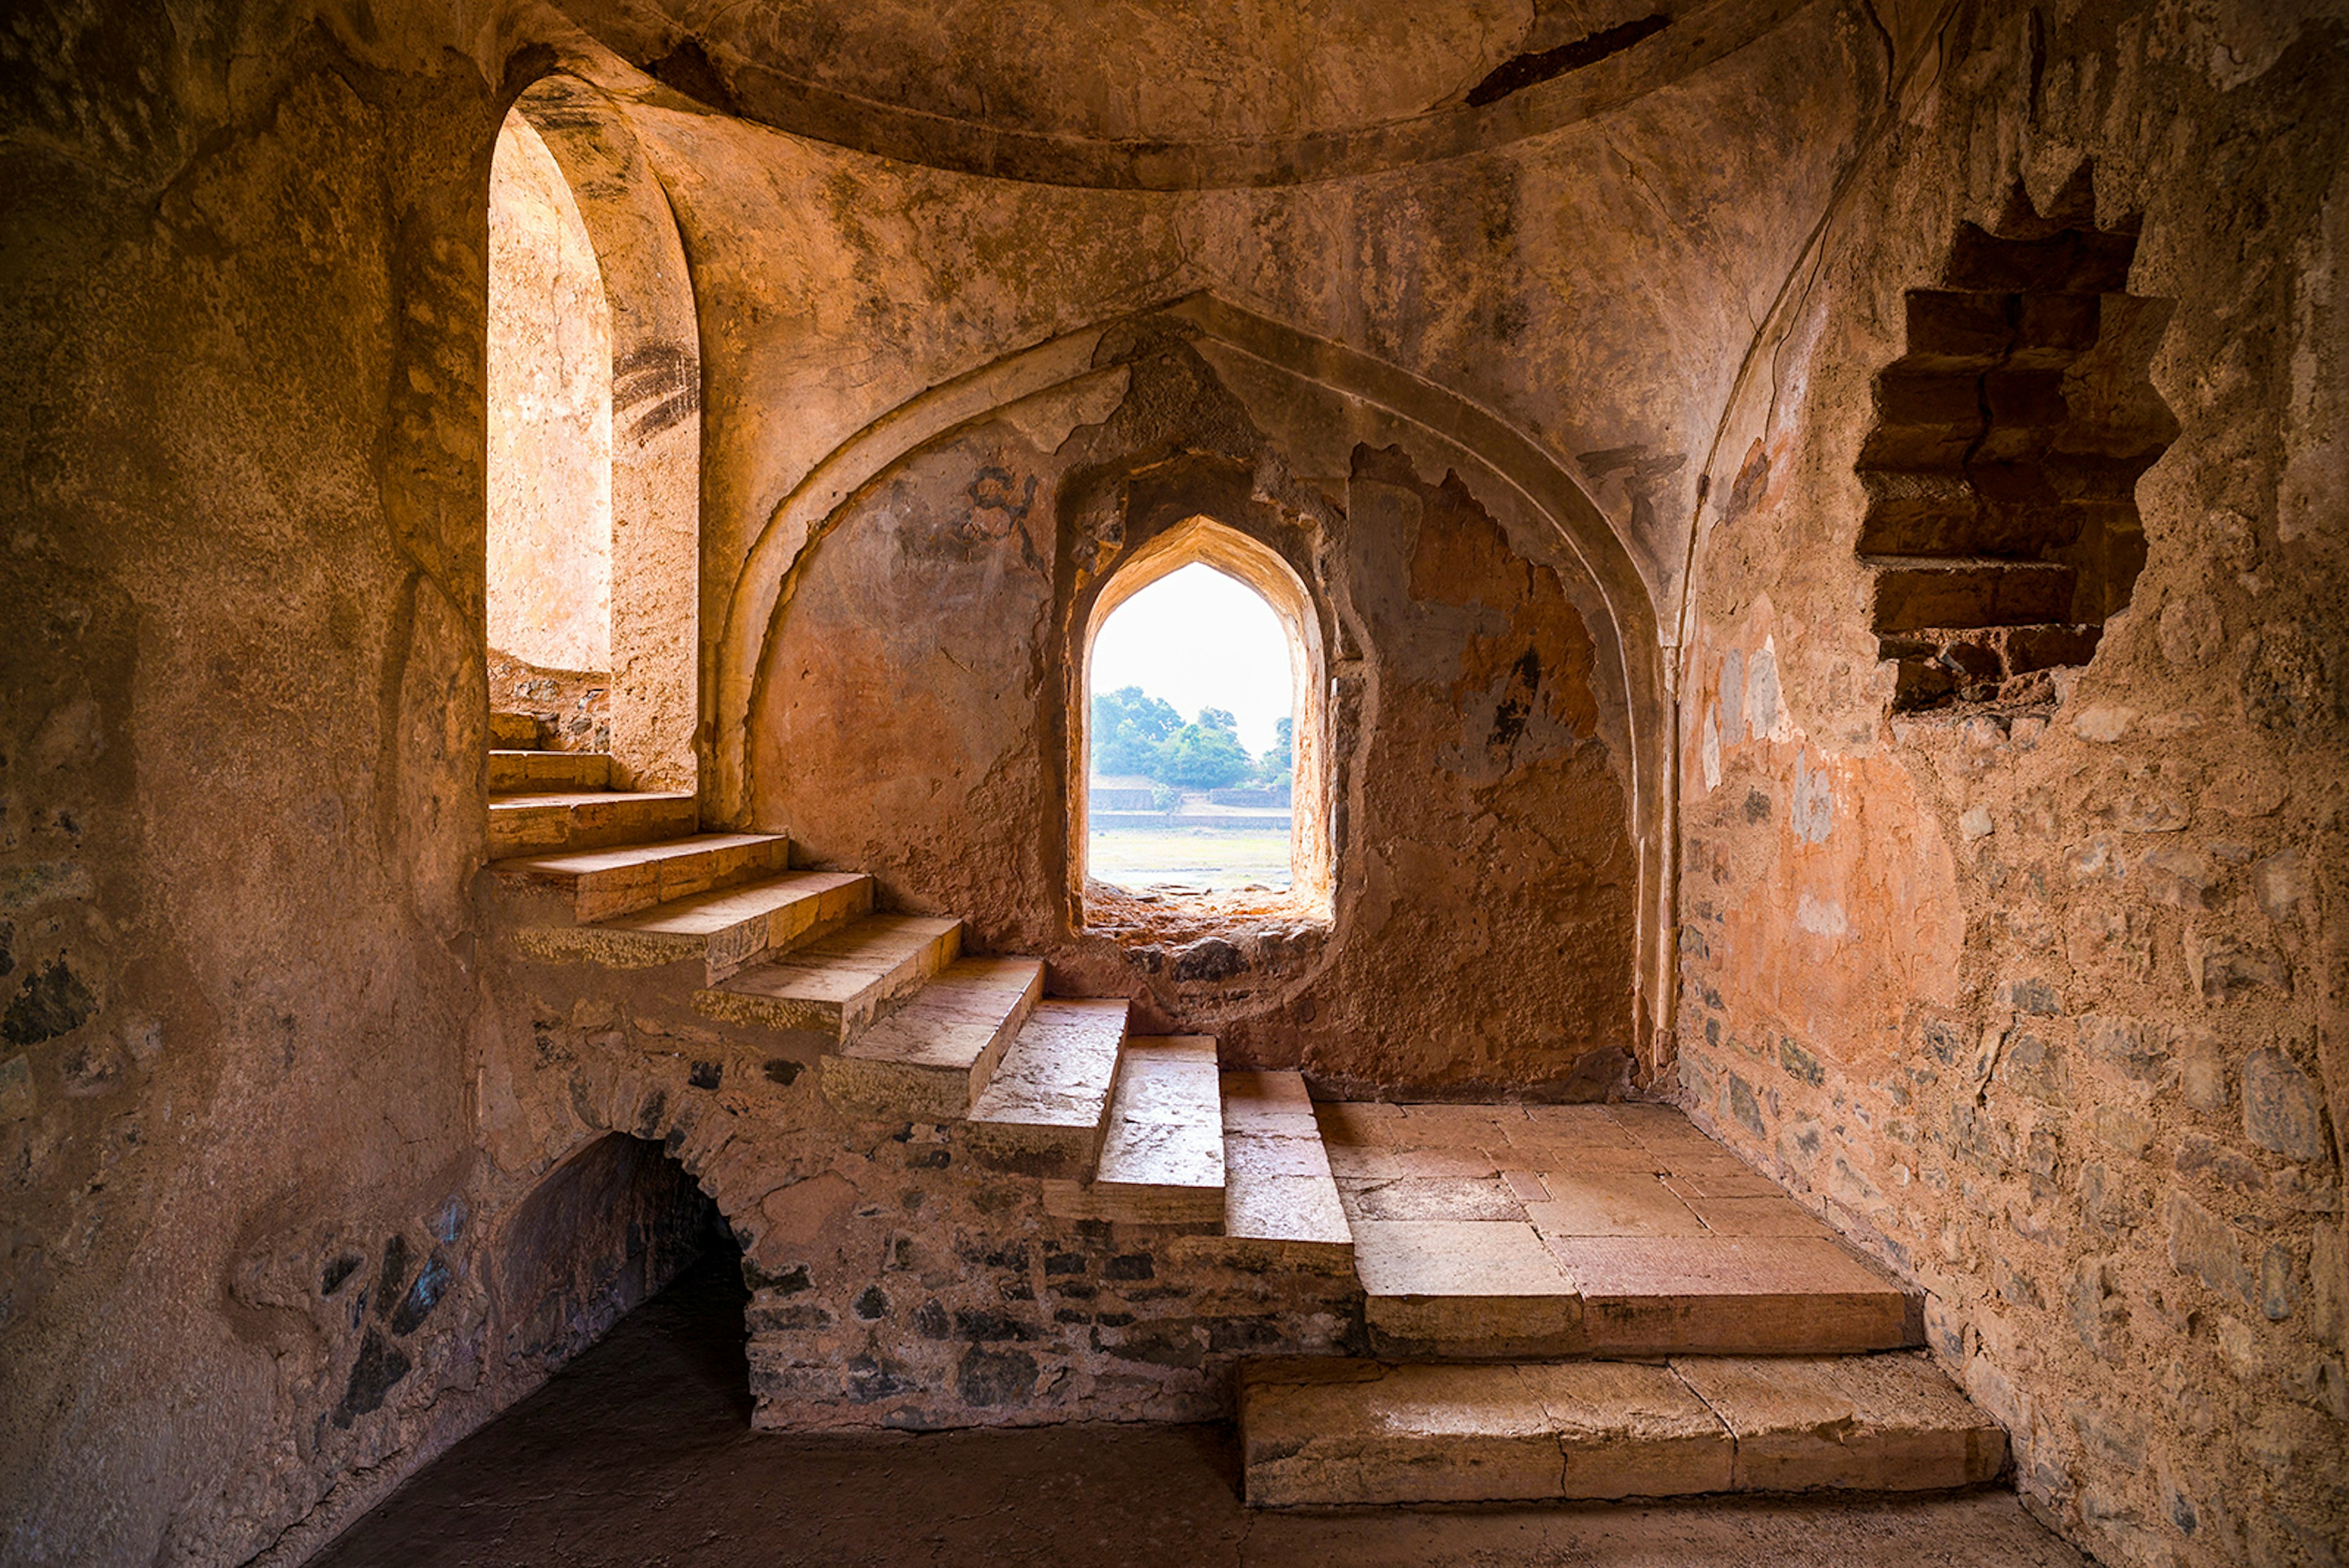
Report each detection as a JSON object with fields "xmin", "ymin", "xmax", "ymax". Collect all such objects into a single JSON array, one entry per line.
[{"xmin": 1090, "ymin": 563, "xmax": 1293, "ymax": 756}]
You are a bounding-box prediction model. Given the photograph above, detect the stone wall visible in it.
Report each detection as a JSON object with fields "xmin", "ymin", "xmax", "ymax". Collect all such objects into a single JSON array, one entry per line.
[
  {"xmin": 0, "ymin": 9, "xmax": 510, "ymax": 1562},
  {"xmin": 1671, "ymin": 2, "xmax": 2349, "ymax": 1562},
  {"xmin": 5, "ymin": 1, "xmax": 2340, "ymax": 1566},
  {"xmin": 485, "ymin": 648, "xmax": 612, "ymax": 752},
  {"xmin": 470, "ymin": 916, "xmax": 1362, "ymax": 1436}
]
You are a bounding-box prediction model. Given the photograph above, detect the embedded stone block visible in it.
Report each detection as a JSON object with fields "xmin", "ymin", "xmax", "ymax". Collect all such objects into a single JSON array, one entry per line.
[
  {"xmin": 1866, "ymin": 557, "xmax": 2078, "ymax": 633},
  {"xmin": 1671, "ymin": 1352, "xmax": 2008, "ymax": 1492}
]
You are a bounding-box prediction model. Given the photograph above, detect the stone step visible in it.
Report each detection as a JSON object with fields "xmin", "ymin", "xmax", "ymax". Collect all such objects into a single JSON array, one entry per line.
[
  {"xmin": 693, "ymin": 914, "xmax": 963, "ymax": 1042},
  {"xmin": 1238, "ymin": 1350, "xmax": 2006, "ymax": 1508},
  {"xmin": 513, "ymin": 871, "xmax": 874, "ymax": 984},
  {"xmin": 489, "ymin": 832, "xmax": 791, "ymax": 923},
  {"xmin": 1045, "ymin": 1036, "xmax": 1225, "ymax": 1225},
  {"xmin": 1348, "ymin": 1214, "xmax": 1586, "ymax": 1358},
  {"xmin": 489, "ymin": 748, "xmax": 611, "ymax": 792},
  {"xmin": 1320, "ymin": 1102, "xmax": 1921, "ymax": 1359},
  {"xmin": 1217, "ymin": 1072, "xmax": 1351, "ymax": 1266},
  {"xmin": 822, "ymin": 956, "xmax": 1047, "ymax": 1120},
  {"xmin": 486, "ymin": 790, "xmax": 699, "ymax": 860},
  {"xmin": 489, "ymin": 710, "xmax": 542, "ymax": 748},
  {"xmin": 1553, "ymin": 1234, "xmax": 1922, "ymax": 1356},
  {"xmin": 1863, "ymin": 554, "xmax": 2077, "ymax": 633},
  {"xmin": 962, "ymin": 998, "xmax": 1129, "ymax": 1178}
]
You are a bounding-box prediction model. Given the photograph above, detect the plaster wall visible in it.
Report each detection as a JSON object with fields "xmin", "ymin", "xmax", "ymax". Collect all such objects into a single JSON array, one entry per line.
[
  {"xmin": 0, "ymin": 9, "xmax": 1739, "ymax": 1546},
  {"xmin": 486, "ymin": 110, "xmax": 614, "ymax": 677},
  {"xmin": 627, "ymin": 1, "xmax": 1881, "ymax": 1078},
  {"xmin": 621, "ymin": 0, "xmax": 1876, "ymax": 763},
  {"xmin": 1671, "ymin": 2, "xmax": 2349, "ymax": 1562},
  {"xmin": 0, "ymin": 12, "xmax": 515, "ymax": 1564}
]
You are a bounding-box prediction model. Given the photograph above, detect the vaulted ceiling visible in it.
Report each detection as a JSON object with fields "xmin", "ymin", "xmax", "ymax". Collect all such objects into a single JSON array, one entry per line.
[{"xmin": 554, "ymin": 0, "xmax": 1827, "ymax": 187}]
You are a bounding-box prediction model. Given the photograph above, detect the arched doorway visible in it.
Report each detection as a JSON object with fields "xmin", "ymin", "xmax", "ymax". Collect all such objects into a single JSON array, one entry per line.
[
  {"xmin": 489, "ymin": 1132, "xmax": 741, "ymax": 1398},
  {"xmin": 486, "ymin": 77, "xmax": 701, "ymax": 792}
]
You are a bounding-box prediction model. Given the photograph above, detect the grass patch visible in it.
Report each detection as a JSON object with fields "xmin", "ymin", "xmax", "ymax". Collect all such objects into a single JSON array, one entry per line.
[{"xmin": 1088, "ymin": 828, "xmax": 1291, "ymax": 890}]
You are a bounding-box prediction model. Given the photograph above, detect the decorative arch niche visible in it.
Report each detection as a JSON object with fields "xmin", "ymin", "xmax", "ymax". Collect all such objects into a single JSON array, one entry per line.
[
  {"xmin": 1073, "ymin": 516, "xmax": 1334, "ymax": 922},
  {"xmin": 724, "ymin": 296, "xmax": 1674, "ymax": 1076}
]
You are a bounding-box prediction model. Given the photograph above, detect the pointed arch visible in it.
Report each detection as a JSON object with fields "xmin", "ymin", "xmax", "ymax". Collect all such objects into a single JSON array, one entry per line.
[
  {"xmin": 1077, "ymin": 517, "xmax": 1333, "ymax": 917},
  {"xmin": 711, "ymin": 294, "xmax": 1677, "ymax": 1057}
]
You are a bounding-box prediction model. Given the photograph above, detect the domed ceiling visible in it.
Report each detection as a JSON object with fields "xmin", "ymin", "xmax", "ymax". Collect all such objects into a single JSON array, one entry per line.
[{"xmin": 559, "ymin": 0, "xmax": 1816, "ymax": 187}]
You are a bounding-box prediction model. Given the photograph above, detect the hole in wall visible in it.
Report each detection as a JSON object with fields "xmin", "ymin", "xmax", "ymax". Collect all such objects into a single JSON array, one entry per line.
[{"xmin": 1857, "ymin": 167, "xmax": 2177, "ymax": 713}]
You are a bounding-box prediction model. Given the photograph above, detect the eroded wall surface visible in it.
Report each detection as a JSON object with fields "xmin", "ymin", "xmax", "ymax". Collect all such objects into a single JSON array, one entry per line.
[
  {"xmin": 1672, "ymin": 1, "xmax": 2348, "ymax": 1562},
  {"xmin": 621, "ymin": 0, "xmax": 1874, "ymax": 713},
  {"xmin": 0, "ymin": 9, "xmax": 518, "ymax": 1562},
  {"xmin": 0, "ymin": 2, "xmax": 1847, "ymax": 1553}
]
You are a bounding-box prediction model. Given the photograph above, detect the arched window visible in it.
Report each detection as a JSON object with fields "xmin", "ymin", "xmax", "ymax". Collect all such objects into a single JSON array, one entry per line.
[{"xmin": 1075, "ymin": 518, "xmax": 1332, "ymax": 921}]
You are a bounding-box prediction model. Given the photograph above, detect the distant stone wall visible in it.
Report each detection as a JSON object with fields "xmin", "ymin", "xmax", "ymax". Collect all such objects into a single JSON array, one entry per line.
[
  {"xmin": 1208, "ymin": 786, "xmax": 1290, "ymax": 808},
  {"xmin": 487, "ymin": 648, "xmax": 610, "ymax": 754}
]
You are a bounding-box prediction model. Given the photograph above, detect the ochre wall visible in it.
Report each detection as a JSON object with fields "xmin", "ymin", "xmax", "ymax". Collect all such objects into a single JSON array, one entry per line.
[
  {"xmin": 1672, "ymin": 2, "xmax": 2349, "ymax": 1562},
  {"xmin": 0, "ymin": 12, "xmax": 510, "ymax": 1561},
  {"xmin": 0, "ymin": 2, "xmax": 1857, "ymax": 1551}
]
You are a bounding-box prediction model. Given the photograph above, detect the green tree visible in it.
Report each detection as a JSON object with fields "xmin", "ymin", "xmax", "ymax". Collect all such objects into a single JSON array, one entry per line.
[
  {"xmin": 1156, "ymin": 718, "xmax": 1253, "ymax": 789},
  {"xmin": 1256, "ymin": 715, "xmax": 1294, "ymax": 786},
  {"xmin": 1091, "ymin": 685, "xmax": 1181, "ymax": 775}
]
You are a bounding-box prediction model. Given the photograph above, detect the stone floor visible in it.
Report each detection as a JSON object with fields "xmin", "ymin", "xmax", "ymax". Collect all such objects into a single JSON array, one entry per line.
[{"xmin": 308, "ymin": 1252, "xmax": 2089, "ymax": 1568}]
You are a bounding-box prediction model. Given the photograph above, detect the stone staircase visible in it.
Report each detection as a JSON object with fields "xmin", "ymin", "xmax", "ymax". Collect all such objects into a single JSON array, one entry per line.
[
  {"xmin": 483, "ymin": 716, "xmax": 1282, "ymax": 1241},
  {"xmin": 488, "ymin": 710, "xmax": 696, "ymax": 857},
  {"xmin": 1238, "ymin": 1100, "xmax": 2003, "ymax": 1506},
  {"xmin": 480, "ymin": 718, "xmax": 2007, "ymax": 1510}
]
